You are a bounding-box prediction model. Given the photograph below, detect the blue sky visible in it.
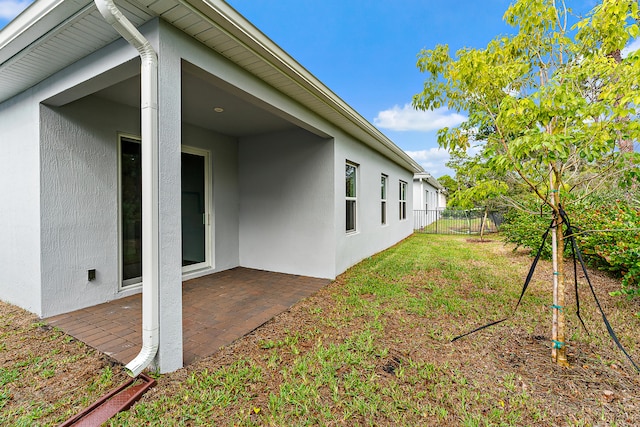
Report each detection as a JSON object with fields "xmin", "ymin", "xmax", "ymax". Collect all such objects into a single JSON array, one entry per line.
[
  {"xmin": 1, "ymin": 1, "xmax": 636, "ymax": 176},
  {"xmin": 225, "ymin": 0, "xmax": 519, "ymax": 176}
]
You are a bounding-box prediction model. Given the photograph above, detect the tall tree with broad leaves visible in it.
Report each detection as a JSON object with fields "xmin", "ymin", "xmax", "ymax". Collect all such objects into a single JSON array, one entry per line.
[{"xmin": 413, "ymin": 0, "xmax": 640, "ymax": 366}]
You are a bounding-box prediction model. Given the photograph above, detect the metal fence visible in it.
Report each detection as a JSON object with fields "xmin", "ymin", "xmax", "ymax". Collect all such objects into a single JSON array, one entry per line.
[{"xmin": 414, "ymin": 209, "xmax": 504, "ymax": 235}]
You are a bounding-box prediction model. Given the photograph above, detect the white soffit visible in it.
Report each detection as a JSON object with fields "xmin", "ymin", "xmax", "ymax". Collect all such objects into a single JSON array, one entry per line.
[
  {"xmin": 0, "ymin": 0, "xmax": 421, "ymax": 172},
  {"xmin": 0, "ymin": 0, "xmax": 151, "ymax": 101}
]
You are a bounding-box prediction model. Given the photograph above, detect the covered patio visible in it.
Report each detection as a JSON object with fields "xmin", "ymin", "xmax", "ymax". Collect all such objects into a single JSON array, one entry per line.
[{"xmin": 46, "ymin": 268, "xmax": 329, "ymax": 366}]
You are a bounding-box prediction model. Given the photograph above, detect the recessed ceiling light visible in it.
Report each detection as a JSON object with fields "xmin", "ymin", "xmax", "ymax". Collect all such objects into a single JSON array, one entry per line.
[{"xmin": 213, "ymin": 107, "xmax": 224, "ymax": 113}]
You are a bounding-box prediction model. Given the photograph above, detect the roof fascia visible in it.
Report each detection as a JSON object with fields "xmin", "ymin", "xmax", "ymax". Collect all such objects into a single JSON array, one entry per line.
[{"xmin": 414, "ymin": 172, "xmax": 444, "ymax": 190}]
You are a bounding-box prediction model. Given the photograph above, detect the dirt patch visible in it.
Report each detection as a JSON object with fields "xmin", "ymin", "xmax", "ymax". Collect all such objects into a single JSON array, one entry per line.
[{"xmin": 465, "ymin": 238, "xmax": 495, "ymax": 243}]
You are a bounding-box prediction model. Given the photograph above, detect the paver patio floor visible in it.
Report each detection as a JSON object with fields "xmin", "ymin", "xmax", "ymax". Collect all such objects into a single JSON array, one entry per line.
[{"xmin": 46, "ymin": 267, "xmax": 330, "ymax": 365}]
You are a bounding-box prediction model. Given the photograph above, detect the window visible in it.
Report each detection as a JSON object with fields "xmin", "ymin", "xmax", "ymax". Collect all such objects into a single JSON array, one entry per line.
[
  {"xmin": 399, "ymin": 180, "xmax": 407, "ymax": 220},
  {"xmin": 346, "ymin": 162, "xmax": 357, "ymax": 232},
  {"xmin": 381, "ymin": 174, "xmax": 388, "ymax": 225}
]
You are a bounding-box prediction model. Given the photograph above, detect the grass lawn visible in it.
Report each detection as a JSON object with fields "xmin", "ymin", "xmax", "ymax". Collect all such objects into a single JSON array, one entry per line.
[{"xmin": 1, "ymin": 234, "xmax": 639, "ymax": 426}]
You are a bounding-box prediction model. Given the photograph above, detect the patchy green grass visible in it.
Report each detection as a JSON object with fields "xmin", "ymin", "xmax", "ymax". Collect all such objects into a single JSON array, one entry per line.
[
  {"xmin": 0, "ymin": 308, "xmax": 128, "ymax": 426},
  {"xmin": 109, "ymin": 234, "xmax": 639, "ymax": 426},
  {"xmin": 1, "ymin": 234, "xmax": 639, "ymax": 426}
]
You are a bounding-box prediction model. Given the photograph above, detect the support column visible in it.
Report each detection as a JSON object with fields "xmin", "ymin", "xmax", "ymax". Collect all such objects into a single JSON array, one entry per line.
[{"xmin": 154, "ymin": 21, "xmax": 183, "ymax": 373}]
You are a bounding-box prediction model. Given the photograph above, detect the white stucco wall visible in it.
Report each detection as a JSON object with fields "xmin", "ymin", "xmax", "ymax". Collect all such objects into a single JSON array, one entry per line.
[
  {"xmin": 439, "ymin": 191, "xmax": 447, "ymax": 208},
  {"xmin": 334, "ymin": 134, "xmax": 414, "ymax": 276},
  {"xmin": 413, "ymin": 180, "xmax": 423, "ymax": 211},
  {"xmin": 155, "ymin": 26, "xmax": 184, "ymax": 373},
  {"xmin": 39, "ymin": 96, "xmax": 140, "ymax": 317},
  {"xmin": 0, "ymin": 19, "xmax": 146, "ymax": 317},
  {"xmin": 0, "ymin": 91, "xmax": 42, "ymax": 314},
  {"xmin": 412, "ymin": 178, "xmax": 446, "ymax": 229},
  {"xmin": 169, "ymin": 23, "xmax": 415, "ymax": 279},
  {"xmin": 413, "ymin": 179, "xmax": 443, "ymax": 211},
  {"xmin": 36, "ymin": 21, "xmax": 185, "ymax": 371},
  {"xmin": 32, "ymin": 21, "xmax": 168, "ymax": 319},
  {"xmin": 239, "ymin": 129, "xmax": 335, "ymax": 278}
]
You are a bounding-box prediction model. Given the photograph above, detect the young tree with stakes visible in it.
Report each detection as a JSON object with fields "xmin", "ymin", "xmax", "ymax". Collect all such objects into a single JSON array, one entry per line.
[{"xmin": 413, "ymin": 0, "xmax": 640, "ymax": 366}]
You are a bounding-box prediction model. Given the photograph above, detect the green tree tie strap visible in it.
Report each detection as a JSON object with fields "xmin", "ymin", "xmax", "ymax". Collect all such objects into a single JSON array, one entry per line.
[
  {"xmin": 552, "ymin": 340, "xmax": 565, "ymax": 349},
  {"xmin": 550, "ymin": 304, "xmax": 563, "ymax": 312}
]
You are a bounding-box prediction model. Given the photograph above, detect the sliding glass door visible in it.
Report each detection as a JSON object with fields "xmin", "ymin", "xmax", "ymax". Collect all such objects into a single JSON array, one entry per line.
[
  {"xmin": 181, "ymin": 147, "xmax": 210, "ymax": 273},
  {"xmin": 119, "ymin": 136, "xmax": 211, "ymax": 288},
  {"xmin": 120, "ymin": 137, "xmax": 143, "ymax": 287}
]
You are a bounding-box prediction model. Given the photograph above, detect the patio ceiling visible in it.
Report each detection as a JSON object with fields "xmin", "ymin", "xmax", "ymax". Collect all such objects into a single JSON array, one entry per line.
[{"xmin": 93, "ymin": 62, "xmax": 301, "ymax": 138}]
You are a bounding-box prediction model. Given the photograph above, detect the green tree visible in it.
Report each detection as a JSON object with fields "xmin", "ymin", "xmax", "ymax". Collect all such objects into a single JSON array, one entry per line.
[
  {"xmin": 444, "ymin": 151, "xmax": 509, "ymax": 239},
  {"xmin": 413, "ymin": 0, "xmax": 640, "ymax": 366},
  {"xmin": 436, "ymin": 174, "xmax": 457, "ymax": 198}
]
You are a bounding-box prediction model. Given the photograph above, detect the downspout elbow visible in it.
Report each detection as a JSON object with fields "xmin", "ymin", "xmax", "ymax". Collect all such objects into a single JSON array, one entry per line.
[
  {"xmin": 123, "ymin": 330, "xmax": 158, "ymax": 377},
  {"xmin": 94, "ymin": 0, "xmax": 157, "ymax": 64}
]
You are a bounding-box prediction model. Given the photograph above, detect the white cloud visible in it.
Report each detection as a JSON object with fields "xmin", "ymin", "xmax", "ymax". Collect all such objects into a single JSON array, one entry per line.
[
  {"xmin": 373, "ymin": 104, "xmax": 466, "ymax": 132},
  {"xmin": 0, "ymin": 0, "xmax": 31, "ymax": 20},
  {"xmin": 406, "ymin": 144, "xmax": 484, "ymax": 178},
  {"xmin": 622, "ymin": 38, "xmax": 640, "ymax": 58},
  {"xmin": 405, "ymin": 147, "xmax": 453, "ymax": 178}
]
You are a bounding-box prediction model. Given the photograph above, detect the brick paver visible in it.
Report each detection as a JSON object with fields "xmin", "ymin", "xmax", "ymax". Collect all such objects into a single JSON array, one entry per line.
[{"xmin": 47, "ymin": 267, "xmax": 329, "ymax": 366}]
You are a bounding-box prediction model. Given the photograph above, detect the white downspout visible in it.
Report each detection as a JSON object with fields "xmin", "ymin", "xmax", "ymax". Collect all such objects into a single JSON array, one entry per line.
[{"xmin": 95, "ymin": 0, "xmax": 159, "ymax": 377}]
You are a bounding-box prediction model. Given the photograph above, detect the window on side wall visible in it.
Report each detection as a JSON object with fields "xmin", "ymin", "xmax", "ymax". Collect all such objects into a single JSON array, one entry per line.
[
  {"xmin": 399, "ymin": 180, "xmax": 407, "ymax": 220},
  {"xmin": 346, "ymin": 162, "xmax": 358, "ymax": 232},
  {"xmin": 381, "ymin": 174, "xmax": 388, "ymax": 225}
]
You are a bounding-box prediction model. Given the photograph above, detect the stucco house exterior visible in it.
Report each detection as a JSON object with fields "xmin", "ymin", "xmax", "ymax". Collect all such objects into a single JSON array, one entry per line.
[
  {"xmin": 0, "ymin": 0, "xmax": 422, "ymax": 373},
  {"xmin": 413, "ymin": 172, "xmax": 446, "ymax": 229},
  {"xmin": 413, "ymin": 172, "xmax": 446, "ymax": 211}
]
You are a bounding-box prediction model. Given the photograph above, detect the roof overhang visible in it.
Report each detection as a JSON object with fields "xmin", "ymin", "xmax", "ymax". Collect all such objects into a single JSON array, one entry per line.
[
  {"xmin": 0, "ymin": 0, "xmax": 422, "ymax": 173},
  {"xmin": 414, "ymin": 172, "xmax": 444, "ymax": 190}
]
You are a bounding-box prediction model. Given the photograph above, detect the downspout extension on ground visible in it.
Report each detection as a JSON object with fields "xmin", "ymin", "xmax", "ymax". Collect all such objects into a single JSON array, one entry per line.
[{"xmin": 94, "ymin": 0, "xmax": 160, "ymax": 378}]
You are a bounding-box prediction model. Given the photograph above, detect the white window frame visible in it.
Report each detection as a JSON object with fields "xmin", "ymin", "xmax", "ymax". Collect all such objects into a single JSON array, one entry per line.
[
  {"xmin": 399, "ymin": 180, "xmax": 407, "ymax": 221},
  {"xmin": 381, "ymin": 174, "xmax": 388, "ymax": 225},
  {"xmin": 345, "ymin": 161, "xmax": 358, "ymax": 233}
]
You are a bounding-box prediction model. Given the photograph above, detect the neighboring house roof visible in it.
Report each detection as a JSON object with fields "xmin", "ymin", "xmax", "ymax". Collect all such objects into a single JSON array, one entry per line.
[
  {"xmin": 413, "ymin": 172, "xmax": 444, "ymax": 191},
  {"xmin": 0, "ymin": 0, "xmax": 422, "ymax": 173}
]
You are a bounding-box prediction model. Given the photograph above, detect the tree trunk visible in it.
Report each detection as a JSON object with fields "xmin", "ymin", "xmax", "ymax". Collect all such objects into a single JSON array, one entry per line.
[
  {"xmin": 552, "ymin": 216, "xmax": 568, "ymax": 366},
  {"xmin": 480, "ymin": 206, "xmax": 488, "ymax": 241},
  {"xmin": 550, "ymin": 177, "xmax": 569, "ymax": 367}
]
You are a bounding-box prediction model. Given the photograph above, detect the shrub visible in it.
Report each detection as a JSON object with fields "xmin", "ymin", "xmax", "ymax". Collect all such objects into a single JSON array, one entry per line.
[
  {"xmin": 571, "ymin": 200, "xmax": 640, "ymax": 295},
  {"xmin": 501, "ymin": 200, "xmax": 554, "ymax": 258},
  {"xmin": 502, "ymin": 194, "xmax": 640, "ymax": 295}
]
